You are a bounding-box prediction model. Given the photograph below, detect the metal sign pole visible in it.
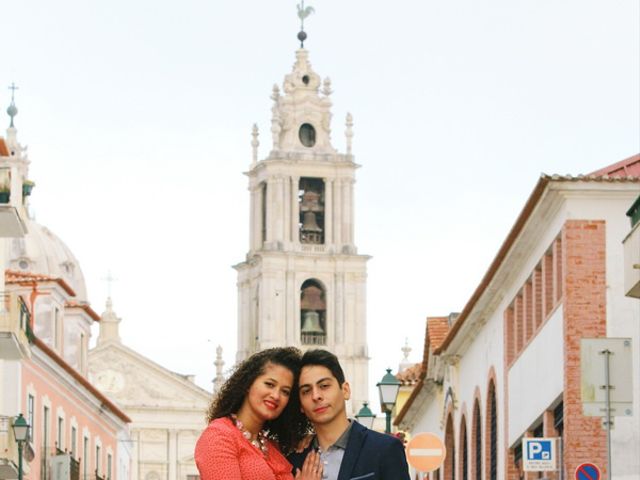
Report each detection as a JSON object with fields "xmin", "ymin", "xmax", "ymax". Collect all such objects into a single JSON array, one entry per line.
[{"xmin": 600, "ymin": 348, "xmax": 613, "ymax": 479}]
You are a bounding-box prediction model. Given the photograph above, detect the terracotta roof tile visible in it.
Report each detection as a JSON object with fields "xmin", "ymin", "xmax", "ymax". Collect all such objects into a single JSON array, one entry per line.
[
  {"xmin": 5, "ymin": 269, "xmax": 76, "ymax": 297},
  {"xmin": 65, "ymin": 301, "xmax": 100, "ymax": 322},
  {"xmin": 427, "ymin": 316, "xmax": 450, "ymax": 350},
  {"xmin": 396, "ymin": 363, "xmax": 422, "ymax": 385},
  {"xmin": 587, "ymin": 153, "xmax": 640, "ymax": 177},
  {"xmin": 0, "ymin": 138, "xmax": 8, "ymax": 156}
]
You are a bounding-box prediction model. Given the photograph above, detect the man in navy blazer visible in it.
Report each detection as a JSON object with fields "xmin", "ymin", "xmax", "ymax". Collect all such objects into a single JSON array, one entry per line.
[{"xmin": 288, "ymin": 349, "xmax": 410, "ymax": 480}]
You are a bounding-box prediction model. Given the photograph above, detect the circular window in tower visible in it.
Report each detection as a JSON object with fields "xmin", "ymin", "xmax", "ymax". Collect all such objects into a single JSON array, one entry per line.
[{"xmin": 299, "ymin": 123, "xmax": 316, "ymax": 148}]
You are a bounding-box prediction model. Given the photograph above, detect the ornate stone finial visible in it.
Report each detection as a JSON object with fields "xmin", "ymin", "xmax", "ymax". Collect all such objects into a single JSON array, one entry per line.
[
  {"xmin": 97, "ymin": 296, "xmax": 122, "ymax": 345},
  {"xmin": 296, "ymin": 1, "xmax": 315, "ymax": 47},
  {"xmin": 271, "ymin": 84, "xmax": 280, "ymax": 101},
  {"xmin": 399, "ymin": 338, "xmax": 413, "ymax": 373},
  {"xmin": 271, "ymin": 109, "xmax": 282, "ymax": 151},
  {"xmin": 402, "ymin": 338, "xmax": 411, "ymax": 361},
  {"xmin": 251, "ymin": 124, "xmax": 259, "ymax": 165},
  {"xmin": 213, "ymin": 345, "xmax": 225, "ymax": 394},
  {"xmin": 7, "ymin": 83, "xmax": 19, "ymax": 128},
  {"xmin": 345, "ymin": 112, "xmax": 354, "ymax": 155},
  {"xmin": 322, "ymin": 77, "xmax": 333, "ymax": 96}
]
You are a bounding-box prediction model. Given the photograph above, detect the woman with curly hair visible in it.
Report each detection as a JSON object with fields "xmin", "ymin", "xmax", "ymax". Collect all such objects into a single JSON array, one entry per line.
[{"xmin": 195, "ymin": 347, "xmax": 321, "ymax": 480}]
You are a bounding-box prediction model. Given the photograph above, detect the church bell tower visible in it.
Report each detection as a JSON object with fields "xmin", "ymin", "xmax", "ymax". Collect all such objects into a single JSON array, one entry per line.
[{"xmin": 234, "ymin": 40, "xmax": 370, "ymax": 411}]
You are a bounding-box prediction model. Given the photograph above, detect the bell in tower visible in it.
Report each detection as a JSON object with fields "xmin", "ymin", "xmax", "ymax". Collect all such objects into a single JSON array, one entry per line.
[
  {"xmin": 300, "ymin": 280, "xmax": 326, "ymax": 345},
  {"xmin": 299, "ymin": 177, "xmax": 324, "ymax": 244}
]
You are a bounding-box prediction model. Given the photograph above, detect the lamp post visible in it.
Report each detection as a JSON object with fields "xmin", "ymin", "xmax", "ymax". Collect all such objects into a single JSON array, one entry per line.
[
  {"xmin": 355, "ymin": 402, "xmax": 376, "ymax": 430},
  {"xmin": 376, "ymin": 368, "xmax": 401, "ymax": 434},
  {"xmin": 12, "ymin": 414, "xmax": 30, "ymax": 480}
]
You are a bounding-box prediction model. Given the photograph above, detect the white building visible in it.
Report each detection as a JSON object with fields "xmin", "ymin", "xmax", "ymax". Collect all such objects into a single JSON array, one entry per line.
[
  {"xmin": 395, "ymin": 154, "xmax": 640, "ymax": 480},
  {"xmin": 88, "ymin": 299, "xmax": 212, "ymax": 480},
  {"xmin": 234, "ymin": 46, "xmax": 370, "ymax": 411}
]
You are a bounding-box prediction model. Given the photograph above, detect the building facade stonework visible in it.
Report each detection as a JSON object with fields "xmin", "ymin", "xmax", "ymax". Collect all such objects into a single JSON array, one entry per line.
[
  {"xmin": 89, "ymin": 300, "xmax": 211, "ymax": 480},
  {"xmin": 234, "ymin": 49, "xmax": 370, "ymax": 412}
]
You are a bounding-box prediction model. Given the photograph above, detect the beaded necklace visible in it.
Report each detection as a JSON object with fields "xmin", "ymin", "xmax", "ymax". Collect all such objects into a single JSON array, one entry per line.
[{"xmin": 230, "ymin": 414, "xmax": 269, "ymax": 457}]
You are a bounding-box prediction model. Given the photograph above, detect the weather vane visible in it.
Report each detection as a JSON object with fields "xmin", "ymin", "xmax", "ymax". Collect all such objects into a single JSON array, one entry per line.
[{"xmin": 296, "ymin": 0, "xmax": 315, "ymax": 47}]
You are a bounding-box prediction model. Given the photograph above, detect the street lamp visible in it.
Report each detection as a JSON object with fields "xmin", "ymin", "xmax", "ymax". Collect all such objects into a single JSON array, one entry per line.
[
  {"xmin": 12, "ymin": 414, "xmax": 30, "ymax": 480},
  {"xmin": 355, "ymin": 402, "xmax": 376, "ymax": 430},
  {"xmin": 376, "ymin": 368, "xmax": 401, "ymax": 434}
]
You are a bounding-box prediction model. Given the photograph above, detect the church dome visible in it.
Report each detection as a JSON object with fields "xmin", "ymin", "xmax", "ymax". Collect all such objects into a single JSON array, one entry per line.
[{"xmin": 5, "ymin": 219, "xmax": 88, "ymax": 302}]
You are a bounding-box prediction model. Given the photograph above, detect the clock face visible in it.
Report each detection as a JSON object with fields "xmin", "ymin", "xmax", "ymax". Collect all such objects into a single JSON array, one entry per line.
[{"xmin": 95, "ymin": 369, "xmax": 125, "ymax": 393}]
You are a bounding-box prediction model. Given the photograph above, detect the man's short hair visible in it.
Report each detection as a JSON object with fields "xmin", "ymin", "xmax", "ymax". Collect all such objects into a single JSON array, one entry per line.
[{"xmin": 300, "ymin": 349, "xmax": 346, "ymax": 386}]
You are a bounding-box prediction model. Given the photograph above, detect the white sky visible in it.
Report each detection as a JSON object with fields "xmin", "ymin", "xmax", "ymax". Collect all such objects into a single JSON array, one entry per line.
[{"xmin": 3, "ymin": 0, "xmax": 639, "ymax": 412}]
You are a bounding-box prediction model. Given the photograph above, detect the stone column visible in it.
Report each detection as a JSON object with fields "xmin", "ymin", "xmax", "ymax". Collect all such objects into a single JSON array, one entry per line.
[
  {"xmin": 334, "ymin": 179, "xmax": 343, "ymax": 246},
  {"xmin": 291, "ymin": 176, "xmax": 299, "ymax": 244},
  {"xmin": 167, "ymin": 429, "xmax": 177, "ymax": 480},
  {"xmin": 254, "ymin": 184, "xmax": 264, "ymax": 249},
  {"xmin": 265, "ymin": 178, "xmax": 275, "ymax": 243},
  {"xmin": 343, "ymin": 179, "xmax": 353, "ymax": 246},
  {"xmin": 324, "ymin": 179, "xmax": 333, "ymax": 245},
  {"xmin": 284, "ymin": 176, "xmax": 291, "ymax": 243}
]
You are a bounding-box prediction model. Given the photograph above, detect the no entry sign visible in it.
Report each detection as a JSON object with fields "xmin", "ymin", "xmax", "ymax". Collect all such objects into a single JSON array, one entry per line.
[{"xmin": 405, "ymin": 432, "xmax": 446, "ymax": 473}]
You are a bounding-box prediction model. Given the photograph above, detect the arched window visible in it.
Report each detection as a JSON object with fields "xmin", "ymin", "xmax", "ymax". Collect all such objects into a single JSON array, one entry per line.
[
  {"xmin": 300, "ymin": 279, "xmax": 326, "ymax": 345},
  {"xmin": 472, "ymin": 400, "xmax": 482, "ymax": 480},
  {"xmin": 486, "ymin": 381, "xmax": 497, "ymax": 480},
  {"xmin": 459, "ymin": 415, "xmax": 468, "ymax": 480},
  {"xmin": 444, "ymin": 414, "xmax": 456, "ymax": 480},
  {"xmin": 298, "ymin": 178, "xmax": 325, "ymax": 244}
]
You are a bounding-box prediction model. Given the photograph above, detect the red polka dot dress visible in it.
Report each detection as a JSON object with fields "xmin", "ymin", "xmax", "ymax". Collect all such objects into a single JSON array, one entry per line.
[{"xmin": 195, "ymin": 417, "xmax": 294, "ymax": 480}]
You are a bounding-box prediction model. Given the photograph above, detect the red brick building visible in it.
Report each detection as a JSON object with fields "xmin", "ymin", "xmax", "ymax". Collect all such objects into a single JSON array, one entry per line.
[{"xmin": 395, "ymin": 154, "xmax": 640, "ymax": 479}]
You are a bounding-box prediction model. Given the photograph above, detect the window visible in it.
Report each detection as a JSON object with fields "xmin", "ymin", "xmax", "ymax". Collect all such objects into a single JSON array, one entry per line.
[
  {"xmin": 298, "ymin": 177, "xmax": 325, "ymax": 244},
  {"xmin": 57, "ymin": 417, "xmax": 64, "ymax": 451},
  {"xmin": 42, "ymin": 406, "xmax": 50, "ymax": 480},
  {"xmin": 300, "ymin": 279, "xmax": 327, "ymax": 345},
  {"xmin": 107, "ymin": 454, "xmax": 112, "ymax": 480},
  {"xmin": 71, "ymin": 427, "xmax": 77, "ymax": 458},
  {"xmin": 27, "ymin": 395, "xmax": 35, "ymax": 442},
  {"xmin": 54, "ymin": 308, "xmax": 60, "ymax": 349},
  {"xmin": 473, "ymin": 402, "xmax": 482, "ymax": 480},
  {"xmin": 261, "ymin": 182, "xmax": 267, "ymax": 243},
  {"xmin": 488, "ymin": 383, "xmax": 497, "ymax": 480},
  {"xmin": 460, "ymin": 417, "xmax": 468, "ymax": 480},
  {"xmin": 83, "ymin": 437, "xmax": 89, "ymax": 480},
  {"xmin": 298, "ymin": 123, "xmax": 316, "ymax": 148},
  {"xmin": 79, "ymin": 333, "xmax": 86, "ymax": 372},
  {"xmin": 444, "ymin": 414, "xmax": 455, "ymax": 480},
  {"xmin": 96, "ymin": 445, "xmax": 101, "ymax": 476}
]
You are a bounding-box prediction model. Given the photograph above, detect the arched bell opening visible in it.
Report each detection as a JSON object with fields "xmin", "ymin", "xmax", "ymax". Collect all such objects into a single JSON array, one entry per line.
[
  {"xmin": 300, "ymin": 279, "xmax": 326, "ymax": 345},
  {"xmin": 298, "ymin": 177, "xmax": 325, "ymax": 244}
]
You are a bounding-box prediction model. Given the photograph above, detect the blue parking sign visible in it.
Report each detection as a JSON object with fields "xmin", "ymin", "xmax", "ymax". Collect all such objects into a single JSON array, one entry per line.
[
  {"xmin": 527, "ymin": 440, "xmax": 552, "ymax": 460},
  {"xmin": 522, "ymin": 438, "xmax": 557, "ymax": 471}
]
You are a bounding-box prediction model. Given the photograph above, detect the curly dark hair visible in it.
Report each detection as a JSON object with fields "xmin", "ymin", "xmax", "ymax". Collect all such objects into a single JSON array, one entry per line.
[{"xmin": 206, "ymin": 347, "xmax": 311, "ymax": 453}]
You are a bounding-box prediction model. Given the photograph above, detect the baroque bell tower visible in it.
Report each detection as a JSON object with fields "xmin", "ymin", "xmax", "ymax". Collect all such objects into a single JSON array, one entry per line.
[{"xmin": 234, "ymin": 32, "xmax": 370, "ymax": 411}]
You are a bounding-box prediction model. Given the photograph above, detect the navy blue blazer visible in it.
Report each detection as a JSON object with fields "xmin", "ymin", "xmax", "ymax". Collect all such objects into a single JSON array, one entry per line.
[{"xmin": 287, "ymin": 421, "xmax": 410, "ymax": 480}]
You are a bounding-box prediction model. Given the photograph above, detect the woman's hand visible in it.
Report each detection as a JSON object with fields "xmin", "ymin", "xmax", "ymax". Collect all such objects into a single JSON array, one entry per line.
[
  {"xmin": 294, "ymin": 450, "xmax": 323, "ymax": 479},
  {"xmin": 294, "ymin": 434, "xmax": 314, "ymax": 453}
]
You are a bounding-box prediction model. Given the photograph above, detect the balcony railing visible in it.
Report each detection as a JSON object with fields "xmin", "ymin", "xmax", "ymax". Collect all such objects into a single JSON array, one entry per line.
[
  {"xmin": 301, "ymin": 333, "xmax": 326, "ymax": 345},
  {"xmin": 0, "ymin": 293, "xmax": 33, "ymax": 360}
]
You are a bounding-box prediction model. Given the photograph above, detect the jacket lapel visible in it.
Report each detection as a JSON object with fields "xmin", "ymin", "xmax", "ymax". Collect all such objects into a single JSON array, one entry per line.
[{"xmin": 337, "ymin": 422, "xmax": 367, "ymax": 480}]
